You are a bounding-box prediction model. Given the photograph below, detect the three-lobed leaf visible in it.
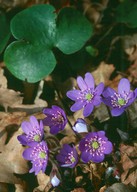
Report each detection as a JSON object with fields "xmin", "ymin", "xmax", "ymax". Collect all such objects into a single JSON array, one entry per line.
[{"xmin": 4, "ymin": 4, "xmax": 93, "ymax": 83}]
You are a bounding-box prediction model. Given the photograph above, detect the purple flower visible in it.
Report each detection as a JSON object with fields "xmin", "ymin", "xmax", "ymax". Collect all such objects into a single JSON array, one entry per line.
[
  {"xmin": 72, "ymin": 118, "xmax": 88, "ymax": 133},
  {"xmin": 66, "ymin": 72, "xmax": 104, "ymax": 117},
  {"xmin": 18, "ymin": 116, "xmax": 44, "ymax": 145},
  {"xmin": 23, "ymin": 141, "xmax": 48, "ymax": 175},
  {"xmin": 79, "ymin": 131, "xmax": 113, "ymax": 163},
  {"xmin": 43, "ymin": 105, "xmax": 67, "ymax": 135},
  {"xmin": 56, "ymin": 144, "xmax": 78, "ymax": 168},
  {"xmin": 102, "ymin": 78, "xmax": 137, "ymax": 116},
  {"xmin": 51, "ymin": 175, "xmax": 60, "ymax": 187}
]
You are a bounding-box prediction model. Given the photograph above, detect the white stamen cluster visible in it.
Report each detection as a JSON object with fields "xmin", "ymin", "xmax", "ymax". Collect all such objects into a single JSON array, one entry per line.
[
  {"xmin": 111, "ymin": 92, "xmax": 129, "ymax": 108},
  {"xmin": 65, "ymin": 151, "xmax": 75, "ymax": 164},
  {"xmin": 77, "ymin": 88, "xmax": 95, "ymax": 104},
  {"xmin": 51, "ymin": 111, "xmax": 64, "ymax": 127},
  {"xmin": 30, "ymin": 143, "xmax": 48, "ymax": 167},
  {"xmin": 26, "ymin": 129, "xmax": 42, "ymax": 142}
]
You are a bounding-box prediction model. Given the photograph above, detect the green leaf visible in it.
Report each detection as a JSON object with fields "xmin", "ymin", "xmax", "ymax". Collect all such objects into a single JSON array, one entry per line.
[
  {"xmin": 0, "ymin": 10, "xmax": 10, "ymax": 54},
  {"xmin": 85, "ymin": 45, "xmax": 98, "ymax": 57},
  {"xmin": 4, "ymin": 4, "xmax": 92, "ymax": 83},
  {"xmin": 5, "ymin": 41, "xmax": 56, "ymax": 83},
  {"xmin": 55, "ymin": 7, "xmax": 93, "ymax": 54},
  {"xmin": 116, "ymin": 0, "xmax": 137, "ymax": 28}
]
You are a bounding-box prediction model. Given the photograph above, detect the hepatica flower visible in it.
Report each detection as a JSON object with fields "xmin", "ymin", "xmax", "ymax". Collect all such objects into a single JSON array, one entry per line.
[
  {"xmin": 51, "ymin": 175, "xmax": 60, "ymax": 187},
  {"xmin": 18, "ymin": 116, "xmax": 44, "ymax": 145},
  {"xmin": 56, "ymin": 144, "xmax": 78, "ymax": 168},
  {"xmin": 66, "ymin": 72, "xmax": 104, "ymax": 117},
  {"xmin": 43, "ymin": 105, "xmax": 67, "ymax": 135},
  {"xmin": 79, "ymin": 131, "xmax": 113, "ymax": 163},
  {"xmin": 102, "ymin": 78, "xmax": 137, "ymax": 116},
  {"xmin": 72, "ymin": 118, "xmax": 88, "ymax": 133},
  {"xmin": 23, "ymin": 141, "xmax": 48, "ymax": 175}
]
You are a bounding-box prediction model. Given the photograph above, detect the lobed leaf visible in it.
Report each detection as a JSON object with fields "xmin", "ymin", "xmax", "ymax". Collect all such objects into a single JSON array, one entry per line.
[{"xmin": 4, "ymin": 4, "xmax": 92, "ymax": 83}]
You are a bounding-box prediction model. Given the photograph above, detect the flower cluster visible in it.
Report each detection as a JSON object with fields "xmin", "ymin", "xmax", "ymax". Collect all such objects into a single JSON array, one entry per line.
[
  {"xmin": 67, "ymin": 72, "xmax": 137, "ymax": 117},
  {"xmin": 17, "ymin": 72, "xmax": 137, "ymax": 188},
  {"xmin": 18, "ymin": 116, "xmax": 48, "ymax": 175}
]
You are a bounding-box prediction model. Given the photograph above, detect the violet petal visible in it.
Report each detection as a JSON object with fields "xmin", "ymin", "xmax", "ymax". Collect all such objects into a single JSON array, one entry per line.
[
  {"xmin": 77, "ymin": 76, "xmax": 87, "ymax": 90},
  {"xmin": 70, "ymin": 101, "xmax": 85, "ymax": 112},
  {"xmin": 84, "ymin": 73, "xmax": 95, "ymax": 89},
  {"xmin": 83, "ymin": 103, "xmax": 94, "ymax": 117},
  {"xmin": 118, "ymin": 78, "xmax": 130, "ymax": 95},
  {"xmin": 111, "ymin": 107, "xmax": 125, "ymax": 116},
  {"xmin": 66, "ymin": 90, "xmax": 81, "ymax": 101}
]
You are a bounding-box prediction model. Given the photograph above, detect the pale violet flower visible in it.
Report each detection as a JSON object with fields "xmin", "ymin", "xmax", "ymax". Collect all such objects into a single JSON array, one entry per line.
[
  {"xmin": 79, "ymin": 131, "xmax": 113, "ymax": 163},
  {"xmin": 67, "ymin": 72, "xmax": 104, "ymax": 117},
  {"xmin": 102, "ymin": 78, "xmax": 137, "ymax": 116},
  {"xmin": 18, "ymin": 116, "xmax": 44, "ymax": 145},
  {"xmin": 23, "ymin": 141, "xmax": 48, "ymax": 175}
]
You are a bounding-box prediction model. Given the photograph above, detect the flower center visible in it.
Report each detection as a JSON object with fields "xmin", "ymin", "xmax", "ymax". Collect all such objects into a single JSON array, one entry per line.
[
  {"xmin": 51, "ymin": 111, "xmax": 64, "ymax": 125},
  {"xmin": 85, "ymin": 93, "xmax": 93, "ymax": 101},
  {"xmin": 91, "ymin": 141, "xmax": 100, "ymax": 149},
  {"xmin": 39, "ymin": 151, "xmax": 46, "ymax": 159},
  {"xmin": 34, "ymin": 134, "xmax": 41, "ymax": 142},
  {"xmin": 27, "ymin": 130, "xmax": 42, "ymax": 142},
  {"xmin": 70, "ymin": 156, "xmax": 76, "ymax": 163},
  {"xmin": 118, "ymin": 98, "xmax": 126, "ymax": 106}
]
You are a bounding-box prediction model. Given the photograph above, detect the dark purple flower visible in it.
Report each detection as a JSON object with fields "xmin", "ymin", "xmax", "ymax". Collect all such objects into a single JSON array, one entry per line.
[
  {"xmin": 102, "ymin": 78, "xmax": 137, "ymax": 116},
  {"xmin": 23, "ymin": 141, "xmax": 48, "ymax": 175},
  {"xmin": 56, "ymin": 144, "xmax": 78, "ymax": 168},
  {"xmin": 18, "ymin": 116, "xmax": 44, "ymax": 145},
  {"xmin": 43, "ymin": 105, "xmax": 67, "ymax": 135},
  {"xmin": 79, "ymin": 131, "xmax": 113, "ymax": 163},
  {"xmin": 66, "ymin": 72, "xmax": 104, "ymax": 117},
  {"xmin": 72, "ymin": 118, "xmax": 88, "ymax": 133}
]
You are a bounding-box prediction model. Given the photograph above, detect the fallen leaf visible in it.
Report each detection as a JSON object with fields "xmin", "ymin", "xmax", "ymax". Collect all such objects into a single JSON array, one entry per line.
[
  {"xmin": 104, "ymin": 182, "xmax": 135, "ymax": 192},
  {"xmin": 0, "ymin": 112, "xmax": 29, "ymax": 184},
  {"xmin": 0, "ymin": 68, "xmax": 7, "ymax": 88},
  {"xmin": 0, "ymin": 88, "xmax": 23, "ymax": 112},
  {"xmin": 119, "ymin": 143, "xmax": 137, "ymax": 187},
  {"xmin": 92, "ymin": 61, "xmax": 115, "ymax": 85}
]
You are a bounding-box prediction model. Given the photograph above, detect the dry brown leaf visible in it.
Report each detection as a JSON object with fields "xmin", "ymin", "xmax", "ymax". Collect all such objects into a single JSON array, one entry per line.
[
  {"xmin": 35, "ymin": 172, "xmax": 50, "ymax": 192},
  {"xmin": 89, "ymin": 163, "xmax": 106, "ymax": 192},
  {"xmin": 0, "ymin": 183, "xmax": 8, "ymax": 192},
  {"xmin": 71, "ymin": 188, "xmax": 86, "ymax": 192},
  {"xmin": 104, "ymin": 183, "xmax": 135, "ymax": 192},
  {"xmin": 0, "ymin": 112, "xmax": 29, "ymax": 184},
  {"xmin": 0, "ymin": 88, "xmax": 23, "ymax": 112},
  {"xmin": 99, "ymin": 185, "xmax": 107, "ymax": 192},
  {"xmin": 82, "ymin": 0, "xmax": 109, "ymax": 29},
  {"xmin": 0, "ymin": 68, "xmax": 7, "ymax": 89},
  {"xmin": 119, "ymin": 143, "xmax": 137, "ymax": 187},
  {"xmin": 9, "ymin": 98, "xmax": 47, "ymax": 114},
  {"xmin": 91, "ymin": 61, "xmax": 115, "ymax": 86}
]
